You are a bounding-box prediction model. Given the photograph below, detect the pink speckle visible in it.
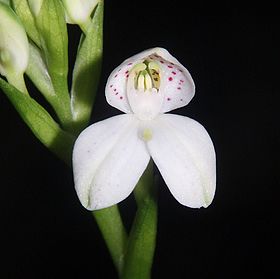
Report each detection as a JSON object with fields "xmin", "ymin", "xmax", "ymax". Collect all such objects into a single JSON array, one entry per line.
[
  {"xmin": 127, "ymin": 62, "xmax": 133, "ymax": 66},
  {"xmin": 170, "ymin": 62, "xmax": 174, "ymax": 65},
  {"xmin": 118, "ymin": 68, "xmax": 122, "ymax": 72},
  {"xmin": 120, "ymin": 96, "xmax": 123, "ymax": 100},
  {"xmin": 167, "ymin": 97, "xmax": 171, "ymax": 101},
  {"xmin": 125, "ymin": 70, "xmax": 129, "ymax": 74},
  {"xmin": 160, "ymin": 60, "xmax": 164, "ymax": 64},
  {"xmin": 180, "ymin": 98, "xmax": 183, "ymax": 101},
  {"xmin": 114, "ymin": 74, "xmax": 118, "ymax": 78},
  {"xmin": 177, "ymin": 87, "xmax": 181, "ymax": 90},
  {"xmin": 168, "ymin": 77, "xmax": 173, "ymax": 81},
  {"xmin": 114, "ymin": 88, "xmax": 117, "ymax": 91},
  {"xmin": 172, "ymin": 71, "xmax": 176, "ymax": 75},
  {"xmin": 179, "ymin": 69, "xmax": 183, "ymax": 72},
  {"xmin": 180, "ymin": 79, "xmax": 184, "ymax": 83},
  {"xmin": 126, "ymin": 74, "xmax": 129, "ymax": 78},
  {"xmin": 115, "ymin": 92, "xmax": 118, "ymax": 95},
  {"xmin": 168, "ymin": 65, "xmax": 173, "ymax": 68},
  {"xmin": 110, "ymin": 84, "xmax": 113, "ymax": 88},
  {"xmin": 154, "ymin": 54, "xmax": 160, "ymax": 58}
]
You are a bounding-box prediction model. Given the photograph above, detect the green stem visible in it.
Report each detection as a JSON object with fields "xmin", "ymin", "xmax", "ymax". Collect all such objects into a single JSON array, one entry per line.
[
  {"xmin": 93, "ymin": 206, "xmax": 128, "ymax": 276},
  {"xmin": 121, "ymin": 161, "xmax": 158, "ymax": 279}
]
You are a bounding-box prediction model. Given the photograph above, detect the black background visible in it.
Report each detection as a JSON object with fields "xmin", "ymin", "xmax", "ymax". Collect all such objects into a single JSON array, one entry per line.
[{"xmin": 1, "ymin": 1, "xmax": 279, "ymax": 278}]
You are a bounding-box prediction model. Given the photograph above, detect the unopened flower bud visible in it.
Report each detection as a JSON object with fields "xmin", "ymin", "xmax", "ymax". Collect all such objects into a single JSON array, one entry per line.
[
  {"xmin": 62, "ymin": 0, "xmax": 99, "ymax": 27},
  {"xmin": 0, "ymin": 3, "xmax": 29, "ymax": 78}
]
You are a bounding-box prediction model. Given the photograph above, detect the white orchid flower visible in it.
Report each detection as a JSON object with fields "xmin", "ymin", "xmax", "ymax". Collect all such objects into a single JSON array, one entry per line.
[{"xmin": 73, "ymin": 47, "xmax": 216, "ymax": 211}]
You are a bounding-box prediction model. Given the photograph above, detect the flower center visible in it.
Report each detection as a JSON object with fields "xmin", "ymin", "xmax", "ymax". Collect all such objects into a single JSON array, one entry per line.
[
  {"xmin": 126, "ymin": 59, "xmax": 164, "ymax": 121},
  {"xmin": 133, "ymin": 61, "xmax": 160, "ymax": 91}
]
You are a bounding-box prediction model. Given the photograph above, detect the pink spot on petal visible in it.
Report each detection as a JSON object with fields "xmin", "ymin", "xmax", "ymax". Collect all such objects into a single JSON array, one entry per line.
[
  {"xmin": 172, "ymin": 71, "xmax": 176, "ymax": 75},
  {"xmin": 168, "ymin": 65, "xmax": 173, "ymax": 68},
  {"xmin": 115, "ymin": 92, "xmax": 119, "ymax": 95},
  {"xmin": 120, "ymin": 96, "xmax": 123, "ymax": 99},
  {"xmin": 177, "ymin": 87, "xmax": 181, "ymax": 90},
  {"xmin": 126, "ymin": 74, "xmax": 129, "ymax": 78},
  {"xmin": 180, "ymin": 98, "xmax": 183, "ymax": 101},
  {"xmin": 167, "ymin": 97, "xmax": 171, "ymax": 101},
  {"xmin": 125, "ymin": 70, "xmax": 129, "ymax": 74},
  {"xmin": 179, "ymin": 69, "xmax": 183, "ymax": 72},
  {"xmin": 180, "ymin": 79, "xmax": 184, "ymax": 83},
  {"xmin": 127, "ymin": 62, "xmax": 133, "ymax": 66},
  {"xmin": 168, "ymin": 77, "xmax": 173, "ymax": 81},
  {"xmin": 114, "ymin": 74, "xmax": 118, "ymax": 78},
  {"xmin": 110, "ymin": 84, "xmax": 113, "ymax": 88},
  {"xmin": 114, "ymin": 88, "xmax": 117, "ymax": 91},
  {"xmin": 170, "ymin": 62, "xmax": 174, "ymax": 65},
  {"xmin": 160, "ymin": 60, "xmax": 164, "ymax": 64}
]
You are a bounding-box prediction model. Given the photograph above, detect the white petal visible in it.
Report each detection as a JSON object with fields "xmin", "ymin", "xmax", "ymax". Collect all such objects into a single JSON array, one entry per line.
[
  {"xmin": 150, "ymin": 53, "xmax": 195, "ymax": 113},
  {"xmin": 147, "ymin": 114, "xmax": 216, "ymax": 208},
  {"xmin": 105, "ymin": 47, "xmax": 194, "ymax": 115},
  {"xmin": 72, "ymin": 114, "xmax": 150, "ymax": 210}
]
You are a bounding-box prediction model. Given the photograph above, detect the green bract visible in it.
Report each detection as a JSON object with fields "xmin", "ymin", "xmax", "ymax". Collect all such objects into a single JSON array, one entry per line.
[
  {"xmin": 71, "ymin": 0, "xmax": 103, "ymax": 132},
  {"xmin": 12, "ymin": 0, "xmax": 41, "ymax": 47}
]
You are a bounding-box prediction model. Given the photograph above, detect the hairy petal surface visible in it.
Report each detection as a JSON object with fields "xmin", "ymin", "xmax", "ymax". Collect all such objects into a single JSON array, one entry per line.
[
  {"xmin": 147, "ymin": 114, "xmax": 216, "ymax": 208},
  {"xmin": 73, "ymin": 114, "xmax": 150, "ymax": 210}
]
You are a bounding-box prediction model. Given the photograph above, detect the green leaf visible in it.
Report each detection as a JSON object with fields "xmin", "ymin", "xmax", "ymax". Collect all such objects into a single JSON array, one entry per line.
[
  {"xmin": 70, "ymin": 0, "xmax": 103, "ymax": 133},
  {"xmin": 0, "ymin": 77, "xmax": 75, "ymax": 165},
  {"xmin": 11, "ymin": 0, "xmax": 41, "ymax": 47},
  {"xmin": 34, "ymin": 0, "xmax": 72, "ymax": 130}
]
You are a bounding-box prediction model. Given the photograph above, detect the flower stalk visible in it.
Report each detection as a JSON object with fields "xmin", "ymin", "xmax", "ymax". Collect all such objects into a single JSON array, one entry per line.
[{"xmin": 122, "ymin": 161, "xmax": 157, "ymax": 279}]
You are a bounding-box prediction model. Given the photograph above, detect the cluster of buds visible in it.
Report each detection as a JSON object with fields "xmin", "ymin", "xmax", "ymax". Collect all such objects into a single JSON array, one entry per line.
[{"xmin": 0, "ymin": 0, "xmax": 99, "ymax": 91}]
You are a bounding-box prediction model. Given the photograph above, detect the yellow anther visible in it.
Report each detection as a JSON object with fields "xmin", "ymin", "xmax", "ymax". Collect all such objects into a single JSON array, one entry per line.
[
  {"xmin": 131, "ymin": 61, "xmax": 161, "ymax": 91},
  {"xmin": 137, "ymin": 73, "xmax": 145, "ymax": 90},
  {"xmin": 144, "ymin": 73, "xmax": 153, "ymax": 90},
  {"xmin": 148, "ymin": 61, "xmax": 160, "ymax": 71}
]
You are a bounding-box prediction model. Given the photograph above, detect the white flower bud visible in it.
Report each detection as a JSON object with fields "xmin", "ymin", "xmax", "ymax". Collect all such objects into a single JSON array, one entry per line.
[
  {"xmin": 61, "ymin": 0, "xmax": 99, "ymax": 25},
  {"xmin": 27, "ymin": 0, "xmax": 43, "ymax": 17},
  {"xmin": 0, "ymin": 3, "xmax": 29, "ymax": 77}
]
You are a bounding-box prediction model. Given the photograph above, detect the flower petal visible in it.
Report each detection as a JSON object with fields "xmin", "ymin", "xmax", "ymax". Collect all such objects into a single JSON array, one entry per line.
[
  {"xmin": 149, "ymin": 51, "xmax": 195, "ymax": 113},
  {"xmin": 105, "ymin": 47, "xmax": 195, "ymax": 114},
  {"xmin": 73, "ymin": 114, "xmax": 150, "ymax": 210},
  {"xmin": 147, "ymin": 114, "xmax": 216, "ymax": 208}
]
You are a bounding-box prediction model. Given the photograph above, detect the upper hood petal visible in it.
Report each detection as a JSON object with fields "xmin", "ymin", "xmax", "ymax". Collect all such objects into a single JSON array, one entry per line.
[{"xmin": 105, "ymin": 47, "xmax": 195, "ymax": 115}]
